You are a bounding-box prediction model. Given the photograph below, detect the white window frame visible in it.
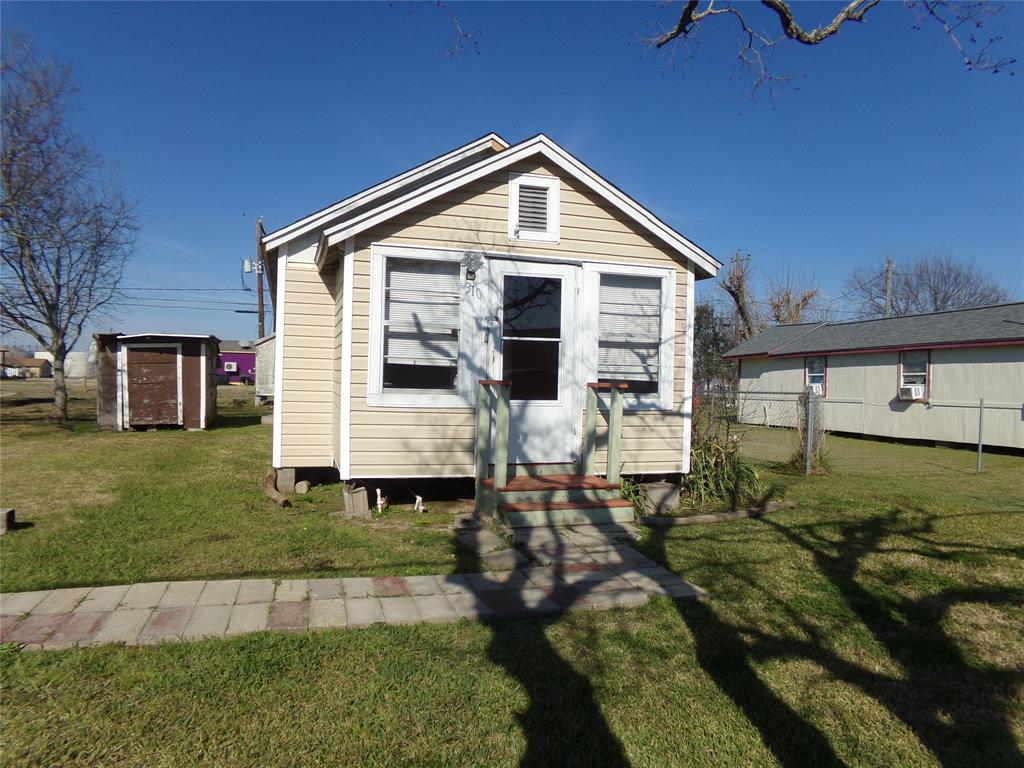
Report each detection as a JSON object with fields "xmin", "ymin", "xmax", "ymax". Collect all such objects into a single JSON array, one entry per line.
[
  {"xmin": 367, "ymin": 244, "xmax": 484, "ymax": 408},
  {"xmin": 899, "ymin": 349, "xmax": 930, "ymax": 397},
  {"xmin": 582, "ymin": 262, "xmax": 675, "ymax": 411},
  {"xmin": 508, "ymin": 172, "xmax": 560, "ymax": 244},
  {"xmin": 804, "ymin": 355, "xmax": 827, "ymax": 396}
]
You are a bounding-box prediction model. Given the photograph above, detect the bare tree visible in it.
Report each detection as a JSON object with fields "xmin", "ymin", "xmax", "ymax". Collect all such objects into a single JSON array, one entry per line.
[
  {"xmin": 719, "ymin": 252, "xmax": 763, "ymax": 341},
  {"xmin": 766, "ymin": 269, "xmax": 823, "ymax": 325},
  {"xmin": 845, "ymin": 252, "xmax": 1011, "ymax": 318},
  {"xmin": 1, "ymin": 35, "xmax": 137, "ymax": 423},
  {"xmin": 652, "ymin": 1, "xmax": 1016, "ymax": 97}
]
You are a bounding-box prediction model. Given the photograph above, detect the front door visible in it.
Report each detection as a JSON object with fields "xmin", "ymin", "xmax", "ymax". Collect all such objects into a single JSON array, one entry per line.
[{"xmin": 489, "ymin": 260, "xmax": 579, "ymax": 464}]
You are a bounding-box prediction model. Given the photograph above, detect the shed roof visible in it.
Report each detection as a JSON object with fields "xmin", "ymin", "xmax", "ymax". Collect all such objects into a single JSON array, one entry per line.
[
  {"xmin": 724, "ymin": 302, "xmax": 1024, "ymax": 358},
  {"xmin": 218, "ymin": 340, "xmax": 255, "ymax": 353}
]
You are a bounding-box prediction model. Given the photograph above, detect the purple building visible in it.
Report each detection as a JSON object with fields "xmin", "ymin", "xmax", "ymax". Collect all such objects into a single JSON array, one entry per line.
[{"xmin": 217, "ymin": 340, "xmax": 257, "ymax": 384}]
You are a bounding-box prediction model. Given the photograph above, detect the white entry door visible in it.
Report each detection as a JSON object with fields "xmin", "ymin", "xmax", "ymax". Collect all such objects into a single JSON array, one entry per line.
[{"xmin": 488, "ymin": 259, "xmax": 580, "ymax": 464}]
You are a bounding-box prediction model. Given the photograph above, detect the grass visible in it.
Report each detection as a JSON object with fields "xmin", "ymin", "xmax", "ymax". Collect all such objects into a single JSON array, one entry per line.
[
  {"xmin": 0, "ymin": 380, "xmax": 485, "ymax": 591},
  {"xmin": 2, "ymin": 383, "xmax": 1023, "ymax": 766}
]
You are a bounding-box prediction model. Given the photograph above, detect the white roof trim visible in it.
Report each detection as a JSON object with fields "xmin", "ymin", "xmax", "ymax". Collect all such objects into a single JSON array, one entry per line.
[
  {"xmin": 116, "ymin": 333, "xmax": 218, "ymax": 340},
  {"xmin": 315, "ymin": 134, "xmax": 720, "ymax": 278},
  {"xmin": 263, "ymin": 133, "xmax": 509, "ymax": 251}
]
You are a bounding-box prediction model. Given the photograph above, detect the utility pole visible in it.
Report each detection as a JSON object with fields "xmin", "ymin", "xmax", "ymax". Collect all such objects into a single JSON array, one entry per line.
[
  {"xmin": 884, "ymin": 258, "xmax": 895, "ymax": 318},
  {"xmin": 256, "ymin": 219, "xmax": 266, "ymax": 338}
]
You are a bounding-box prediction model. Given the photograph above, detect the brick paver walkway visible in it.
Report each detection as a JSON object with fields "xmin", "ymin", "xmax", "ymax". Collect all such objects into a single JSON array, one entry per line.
[{"xmin": 0, "ymin": 522, "xmax": 705, "ymax": 651}]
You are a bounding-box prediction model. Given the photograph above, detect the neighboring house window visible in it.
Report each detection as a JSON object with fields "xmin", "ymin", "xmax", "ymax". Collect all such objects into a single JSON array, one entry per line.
[
  {"xmin": 508, "ymin": 173, "xmax": 559, "ymax": 243},
  {"xmin": 900, "ymin": 349, "xmax": 929, "ymax": 393},
  {"xmin": 585, "ymin": 264, "xmax": 675, "ymax": 409},
  {"xmin": 382, "ymin": 257, "xmax": 461, "ymax": 391},
  {"xmin": 805, "ymin": 356, "xmax": 826, "ymax": 395}
]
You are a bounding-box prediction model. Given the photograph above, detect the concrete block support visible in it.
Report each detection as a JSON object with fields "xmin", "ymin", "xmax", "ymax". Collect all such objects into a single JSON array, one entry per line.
[{"xmin": 276, "ymin": 467, "xmax": 296, "ymax": 494}]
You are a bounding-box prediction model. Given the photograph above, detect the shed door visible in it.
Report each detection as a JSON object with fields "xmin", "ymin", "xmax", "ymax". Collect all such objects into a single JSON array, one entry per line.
[{"xmin": 126, "ymin": 346, "xmax": 180, "ymax": 425}]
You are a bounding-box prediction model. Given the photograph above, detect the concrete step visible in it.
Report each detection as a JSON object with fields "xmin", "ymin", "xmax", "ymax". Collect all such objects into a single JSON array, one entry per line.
[
  {"xmin": 499, "ymin": 499, "xmax": 636, "ymax": 528},
  {"xmin": 483, "ymin": 474, "xmax": 622, "ymax": 504}
]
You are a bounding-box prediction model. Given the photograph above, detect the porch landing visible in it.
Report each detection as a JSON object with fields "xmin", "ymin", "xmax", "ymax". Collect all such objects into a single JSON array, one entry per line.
[{"xmin": 0, "ymin": 522, "xmax": 705, "ymax": 651}]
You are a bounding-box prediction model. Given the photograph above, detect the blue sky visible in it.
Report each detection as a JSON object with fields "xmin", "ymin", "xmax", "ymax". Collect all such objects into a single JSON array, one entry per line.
[{"xmin": 3, "ymin": 1, "xmax": 1022, "ymax": 348}]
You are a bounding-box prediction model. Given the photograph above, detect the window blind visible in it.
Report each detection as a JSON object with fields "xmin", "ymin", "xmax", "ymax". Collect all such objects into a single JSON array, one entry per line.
[
  {"xmin": 598, "ymin": 274, "xmax": 661, "ymax": 388},
  {"xmin": 384, "ymin": 258, "xmax": 460, "ymax": 369}
]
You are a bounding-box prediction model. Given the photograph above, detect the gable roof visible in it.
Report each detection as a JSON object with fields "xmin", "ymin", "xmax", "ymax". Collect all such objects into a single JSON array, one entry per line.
[
  {"xmin": 262, "ymin": 133, "xmax": 509, "ymax": 252},
  {"xmin": 264, "ymin": 133, "xmax": 721, "ymax": 279},
  {"xmin": 724, "ymin": 302, "xmax": 1024, "ymax": 358}
]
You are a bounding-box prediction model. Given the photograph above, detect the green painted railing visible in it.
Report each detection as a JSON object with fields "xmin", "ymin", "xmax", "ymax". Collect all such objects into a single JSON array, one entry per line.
[
  {"xmin": 475, "ymin": 379, "xmax": 511, "ymax": 514},
  {"xmin": 582, "ymin": 382, "xmax": 628, "ymax": 483}
]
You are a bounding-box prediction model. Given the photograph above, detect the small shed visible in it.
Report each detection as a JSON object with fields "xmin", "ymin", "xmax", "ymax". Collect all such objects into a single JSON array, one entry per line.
[
  {"xmin": 94, "ymin": 333, "xmax": 219, "ymax": 431},
  {"xmin": 216, "ymin": 340, "xmax": 257, "ymax": 384}
]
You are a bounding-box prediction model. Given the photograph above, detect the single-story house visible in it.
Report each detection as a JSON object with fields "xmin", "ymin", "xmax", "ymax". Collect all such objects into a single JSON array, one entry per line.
[
  {"xmin": 93, "ymin": 333, "xmax": 219, "ymax": 431},
  {"xmin": 33, "ymin": 350, "xmax": 93, "ymax": 378},
  {"xmin": 723, "ymin": 303, "xmax": 1024, "ymax": 449},
  {"xmin": 217, "ymin": 340, "xmax": 257, "ymax": 384},
  {"xmin": 3, "ymin": 357, "xmax": 51, "ymax": 379},
  {"xmin": 262, "ymin": 132, "xmax": 721, "ymax": 524}
]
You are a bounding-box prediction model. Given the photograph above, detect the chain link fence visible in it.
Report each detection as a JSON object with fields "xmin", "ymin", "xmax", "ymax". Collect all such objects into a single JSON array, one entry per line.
[{"xmin": 694, "ymin": 387, "xmax": 826, "ymax": 471}]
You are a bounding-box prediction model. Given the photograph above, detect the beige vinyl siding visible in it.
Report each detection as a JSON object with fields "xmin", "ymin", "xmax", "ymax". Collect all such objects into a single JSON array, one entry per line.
[
  {"xmin": 280, "ymin": 261, "xmax": 334, "ymax": 466},
  {"xmin": 737, "ymin": 345, "xmax": 1024, "ymax": 448},
  {"xmin": 347, "ymin": 160, "xmax": 691, "ymax": 477}
]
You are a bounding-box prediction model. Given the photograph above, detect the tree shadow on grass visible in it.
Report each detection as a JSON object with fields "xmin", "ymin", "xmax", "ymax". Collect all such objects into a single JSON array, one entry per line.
[
  {"xmin": 450, "ymin": 522, "xmax": 631, "ymax": 768},
  {"xmin": 643, "ymin": 505, "xmax": 1024, "ymax": 768}
]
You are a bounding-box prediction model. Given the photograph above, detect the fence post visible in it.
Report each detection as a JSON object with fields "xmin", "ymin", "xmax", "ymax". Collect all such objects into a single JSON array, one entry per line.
[
  {"xmin": 804, "ymin": 386, "xmax": 815, "ymax": 476},
  {"xmin": 977, "ymin": 398, "xmax": 984, "ymax": 473}
]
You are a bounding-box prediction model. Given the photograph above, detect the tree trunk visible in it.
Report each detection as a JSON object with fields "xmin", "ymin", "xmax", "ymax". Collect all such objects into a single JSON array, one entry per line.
[{"xmin": 49, "ymin": 340, "xmax": 68, "ymax": 424}]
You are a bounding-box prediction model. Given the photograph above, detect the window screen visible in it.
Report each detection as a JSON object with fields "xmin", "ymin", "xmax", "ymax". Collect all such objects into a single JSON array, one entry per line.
[
  {"xmin": 597, "ymin": 274, "xmax": 661, "ymax": 395},
  {"xmin": 900, "ymin": 350, "xmax": 928, "ymax": 387},
  {"xmin": 383, "ymin": 257, "xmax": 460, "ymax": 390},
  {"xmin": 805, "ymin": 356, "xmax": 826, "ymax": 388}
]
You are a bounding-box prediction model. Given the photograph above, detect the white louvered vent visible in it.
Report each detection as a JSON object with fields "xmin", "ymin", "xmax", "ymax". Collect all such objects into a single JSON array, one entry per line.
[
  {"xmin": 598, "ymin": 274, "xmax": 661, "ymax": 387},
  {"xmin": 517, "ymin": 185, "xmax": 548, "ymax": 233},
  {"xmin": 384, "ymin": 258, "xmax": 460, "ymax": 368}
]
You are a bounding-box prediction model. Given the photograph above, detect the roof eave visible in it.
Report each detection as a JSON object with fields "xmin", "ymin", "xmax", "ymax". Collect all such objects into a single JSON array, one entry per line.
[
  {"xmin": 263, "ymin": 132, "xmax": 509, "ymax": 251},
  {"xmin": 316, "ymin": 134, "xmax": 721, "ymax": 277}
]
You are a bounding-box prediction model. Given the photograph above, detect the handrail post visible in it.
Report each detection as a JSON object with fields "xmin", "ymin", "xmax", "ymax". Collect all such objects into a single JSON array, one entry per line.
[
  {"xmin": 606, "ymin": 384, "xmax": 624, "ymax": 484},
  {"xmin": 493, "ymin": 384, "xmax": 510, "ymax": 493},
  {"xmin": 582, "ymin": 385, "xmax": 597, "ymax": 475},
  {"xmin": 474, "ymin": 381, "xmax": 492, "ymax": 512}
]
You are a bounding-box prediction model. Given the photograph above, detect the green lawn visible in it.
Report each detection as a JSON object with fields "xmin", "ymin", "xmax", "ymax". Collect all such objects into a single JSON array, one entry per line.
[
  {"xmin": 0, "ymin": 380, "xmax": 476, "ymax": 592},
  {"xmin": 2, "ymin": 383, "xmax": 1022, "ymax": 766}
]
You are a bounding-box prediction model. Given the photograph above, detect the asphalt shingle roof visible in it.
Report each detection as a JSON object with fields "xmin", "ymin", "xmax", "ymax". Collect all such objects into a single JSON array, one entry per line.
[{"xmin": 723, "ymin": 302, "xmax": 1024, "ymax": 358}]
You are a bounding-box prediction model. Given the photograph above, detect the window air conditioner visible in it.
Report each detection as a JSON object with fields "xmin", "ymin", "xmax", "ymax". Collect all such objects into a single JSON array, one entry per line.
[
  {"xmin": 224, "ymin": 361, "xmax": 238, "ymax": 373},
  {"xmin": 898, "ymin": 385, "xmax": 924, "ymax": 401}
]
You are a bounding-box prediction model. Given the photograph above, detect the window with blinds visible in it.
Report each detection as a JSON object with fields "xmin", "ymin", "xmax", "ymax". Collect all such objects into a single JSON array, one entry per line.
[
  {"xmin": 597, "ymin": 273, "xmax": 661, "ymax": 395},
  {"xmin": 383, "ymin": 257, "xmax": 461, "ymax": 390}
]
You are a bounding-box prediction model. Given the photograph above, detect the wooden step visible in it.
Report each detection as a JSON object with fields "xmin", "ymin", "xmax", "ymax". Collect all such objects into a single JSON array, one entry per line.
[
  {"xmin": 499, "ymin": 499, "xmax": 635, "ymax": 528},
  {"xmin": 483, "ymin": 474, "xmax": 619, "ymax": 493}
]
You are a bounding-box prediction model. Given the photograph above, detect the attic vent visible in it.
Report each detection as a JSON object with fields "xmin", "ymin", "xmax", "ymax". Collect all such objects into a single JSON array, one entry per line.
[
  {"xmin": 508, "ymin": 172, "xmax": 559, "ymax": 243},
  {"xmin": 517, "ymin": 185, "xmax": 548, "ymax": 232}
]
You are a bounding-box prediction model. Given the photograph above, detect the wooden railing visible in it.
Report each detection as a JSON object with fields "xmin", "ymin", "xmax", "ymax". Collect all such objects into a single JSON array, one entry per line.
[
  {"xmin": 475, "ymin": 379, "xmax": 628, "ymax": 514},
  {"xmin": 582, "ymin": 382, "xmax": 628, "ymax": 483},
  {"xmin": 475, "ymin": 379, "xmax": 510, "ymax": 513}
]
